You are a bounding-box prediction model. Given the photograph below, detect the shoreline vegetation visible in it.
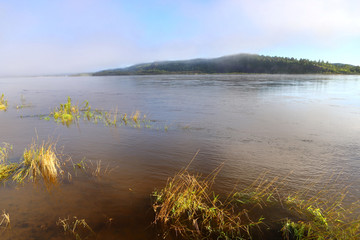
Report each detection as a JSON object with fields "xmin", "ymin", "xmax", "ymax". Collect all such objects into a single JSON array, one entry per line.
[{"xmin": 93, "ymin": 53, "xmax": 360, "ymax": 76}]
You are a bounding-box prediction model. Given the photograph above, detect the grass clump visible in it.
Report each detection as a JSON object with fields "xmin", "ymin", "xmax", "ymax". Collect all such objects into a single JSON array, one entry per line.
[
  {"xmin": 0, "ymin": 94, "xmax": 8, "ymax": 111},
  {"xmin": 0, "ymin": 143, "xmax": 12, "ymax": 163},
  {"xmin": 57, "ymin": 216, "xmax": 95, "ymax": 240},
  {"xmin": 47, "ymin": 97, "xmax": 154, "ymax": 129},
  {"xmin": 153, "ymin": 167, "xmax": 265, "ymax": 239},
  {"xmin": 0, "ymin": 163, "xmax": 18, "ymax": 184},
  {"xmin": 0, "ymin": 143, "xmax": 18, "ymax": 183},
  {"xmin": 153, "ymin": 166, "xmax": 360, "ymax": 240},
  {"xmin": 51, "ymin": 97, "xmax": 80, "ymax": 124},
  {"xmin": 0, "ymin": 210, "xmax": 10, "ymax": 231},
  {"xmin": 281, "ymin": 185, "xmax": 360, "ymax": 240},
  {"xmin": 12, "ymin": 140, "xmax": 62, "ymax": 186}
]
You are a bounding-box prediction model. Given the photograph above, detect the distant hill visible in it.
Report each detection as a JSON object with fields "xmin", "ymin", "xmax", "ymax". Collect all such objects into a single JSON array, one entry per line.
[{"xmin": 93, "ymin": 54, "xmax": 360, "ymax": 76}]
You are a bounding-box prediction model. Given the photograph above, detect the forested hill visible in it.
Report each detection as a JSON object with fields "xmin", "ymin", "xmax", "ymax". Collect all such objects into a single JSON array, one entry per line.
[{"xmin": 93, "ymin": 54, "xmax": 360, "ymax": 76}]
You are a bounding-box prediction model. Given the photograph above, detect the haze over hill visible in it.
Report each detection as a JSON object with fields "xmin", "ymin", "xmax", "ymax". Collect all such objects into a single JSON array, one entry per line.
[{"xmin": 93, "ymin": 54, "xmax": 360, "ymax": 76}]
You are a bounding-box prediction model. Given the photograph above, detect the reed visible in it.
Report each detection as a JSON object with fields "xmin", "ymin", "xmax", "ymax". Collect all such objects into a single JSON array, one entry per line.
[{"xmin": 0, "ymin": 94, "xmax": 8, "ymax": 111}]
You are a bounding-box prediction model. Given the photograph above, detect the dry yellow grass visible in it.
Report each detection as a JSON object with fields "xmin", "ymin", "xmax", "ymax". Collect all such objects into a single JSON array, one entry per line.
[
  {"xmin": 12, "ymin": 139, "xmax": 62, "ymax": 186},
  {"xmin": 0, "ymin": 143, "xmax": 18, "ymax": 183},
  {"xmin": 57, "ymin": 216, "xmax": 95, "ymax": 240},
  {"xmin": 0, "ymin": 210, "xmax": 10, "ymax": 231}
]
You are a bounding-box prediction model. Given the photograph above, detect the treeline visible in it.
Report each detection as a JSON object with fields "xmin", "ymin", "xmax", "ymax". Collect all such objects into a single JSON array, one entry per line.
[{"xmin": 93, "ymin": 54, "xmax": 360, "ymax": 76}]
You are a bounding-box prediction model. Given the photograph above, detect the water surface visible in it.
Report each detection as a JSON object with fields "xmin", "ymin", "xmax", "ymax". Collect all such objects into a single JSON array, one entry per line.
[{"xmin": 0, "ymin": 74, "xmax": 359, "ymax": 239}]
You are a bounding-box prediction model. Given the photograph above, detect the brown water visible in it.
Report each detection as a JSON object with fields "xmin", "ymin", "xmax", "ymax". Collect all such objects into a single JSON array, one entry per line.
[{"xmin": 0, "ymin": 74, "xmax": 359, "ymax": 239}]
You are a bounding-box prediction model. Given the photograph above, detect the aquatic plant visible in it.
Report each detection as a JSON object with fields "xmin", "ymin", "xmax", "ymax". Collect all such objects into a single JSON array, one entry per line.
[
  {"xmin": 12, "ymin": 140, "xmax": 62, "ymax": 186},
  {"xmin": 153, "ymin": 166, "xmax": 360, "ymax": 239},
  {"xmin": 152, "ymin": 167, "xmax": 265, "ymax": 239},
  {"xmin": 0, "ymin": 210, "xmax": 10, "ymax": 231},
  {"xmin": 46, "ymin": 97, "xmax": 160, "ymax": 129},
  {"xmin": 57, "ymin": 216, "xmax": 95, "ymax": 240},
  {"xmin": 0, "ymin": 163, "xmax": 18, "ymax": 184},
  {"xmin": 281, "ymin": 185, "xmax": 360, "ymax": 240},
  {"xmin": 0, "ymin": 143, "xmax": 18, "ymax": 184},
  {"xmin": 16, "ymin": 95, "xmax": 32, "ymax": 109},
  {"xmin": 0, "ymin": 143, "xmax": 12, "ymax": 163},
  {"xmin": 51, "ymin": 97, "xmax": 80, "ymax": 124},
  {"xmin": 0, "ymin": 94, "xmax": 8, "ymax": 111}
]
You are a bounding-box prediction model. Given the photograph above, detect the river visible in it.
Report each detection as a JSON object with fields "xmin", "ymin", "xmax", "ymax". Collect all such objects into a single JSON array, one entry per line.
[{"xmin": 0, "ymin": 74, "xmax": 359, "ymax": 239}]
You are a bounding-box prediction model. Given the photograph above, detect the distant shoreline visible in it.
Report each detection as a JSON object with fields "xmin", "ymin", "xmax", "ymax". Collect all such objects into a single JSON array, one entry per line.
[{"xmin": 93, "ymin": 53, "xmax": 360, "ymax": 76}]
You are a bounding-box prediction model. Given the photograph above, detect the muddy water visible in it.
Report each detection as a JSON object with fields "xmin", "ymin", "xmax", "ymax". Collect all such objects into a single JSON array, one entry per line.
[{"xmin": 0, "ymin": 74, "xmax": 359, "ymax": 239}]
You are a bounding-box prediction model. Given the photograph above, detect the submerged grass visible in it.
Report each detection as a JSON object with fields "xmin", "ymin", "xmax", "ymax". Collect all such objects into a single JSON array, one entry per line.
[
  {"xmin": 57, "ymin": 216, "xmax": 95, "ymax": 240},
  {"xmin": 153, "ymin": 167, "xmax": 360, "ymax": 240},
  {"xmin": 46, "ymin": 97, "xmax": 157, "ymax": 129},
  {"xmin": 281, "ymin": 179, "xmax": 360, "ymax": 240},
  {"xmin": 0, "ymin": 94, "xmax": 8, "ymax": 111},
  {"xmin": 0, "ymin": 210, "xmax": 10, "ymax": 231},
  {"xmin": 0, "ymin": 143, "xmax": 12, "ymax": 163},
  {"xmin": 153, "ymin": 163, "xmax": 267, "ymax": 239},
  {"xmin": 0, "ymin": 143, "xmax": 18, "ymax": 183},
  {"xmin": 0, "ymin": 140, "xmax": 63, "ymax": 188}
]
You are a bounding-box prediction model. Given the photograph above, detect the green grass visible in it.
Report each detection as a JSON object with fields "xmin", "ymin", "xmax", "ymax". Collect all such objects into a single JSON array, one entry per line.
[
  {"xmin": 0, "ymin": 94, "xmax": 8, "ymax": 111},
  {"xmin": 152, "ymin": 167, "xmax": 266, "ymax": 239},
  {"xmin": 47, "ymin": 97, "xmax": 158, "ymax": 129},
  {"xmin": 281, "ymin": 183, "xmax": 360, "ymax": 240},
  {"xmin": 51, "ymin": 97, "xmax": 80, "ymax": 125},
  {"xmin": 153, "ymin": 168, "xmax": 360, "ymax": 239}
]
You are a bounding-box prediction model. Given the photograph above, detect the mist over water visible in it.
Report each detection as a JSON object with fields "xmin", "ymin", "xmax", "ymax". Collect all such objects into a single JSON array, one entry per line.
[{"xmin": 0, "ymin": 74, "xmax": 359, "ymax": 239}]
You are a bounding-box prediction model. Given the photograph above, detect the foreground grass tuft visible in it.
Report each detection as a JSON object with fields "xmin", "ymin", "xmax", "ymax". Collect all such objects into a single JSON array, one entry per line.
[
  {"xmin": 153, "ymin": 168, "xmax": 360, "ymax": 239},
  {"xmin": 153, "ymin": 168, "xmax": 265, "ymax": 239},
  {"xmin": 12, "ymin": 140, "xmax": 62, "ymax": 186}
]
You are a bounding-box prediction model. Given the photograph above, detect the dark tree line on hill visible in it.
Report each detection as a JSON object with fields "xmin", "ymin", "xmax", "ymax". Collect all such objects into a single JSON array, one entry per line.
[{"xmin": 93, "ymin": 54, "xmax": 360, "ymax": 76}]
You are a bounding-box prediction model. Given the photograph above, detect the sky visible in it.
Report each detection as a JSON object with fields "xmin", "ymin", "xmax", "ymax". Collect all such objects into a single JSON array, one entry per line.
[{"xmin": 1, "ymin": 0, "xmax": 360, "ymax": 76}]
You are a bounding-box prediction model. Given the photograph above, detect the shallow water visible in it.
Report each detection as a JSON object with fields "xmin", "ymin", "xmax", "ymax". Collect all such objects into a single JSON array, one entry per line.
[{"xmin": 0, "ymin": 74, "xmax": 359, "ymax": 239}]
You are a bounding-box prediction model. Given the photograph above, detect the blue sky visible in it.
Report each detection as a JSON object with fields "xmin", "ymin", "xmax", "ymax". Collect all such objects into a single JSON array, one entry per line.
[{"xmin": 1, "ymin": 0, "xmax": 359, "ymax": 76}]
